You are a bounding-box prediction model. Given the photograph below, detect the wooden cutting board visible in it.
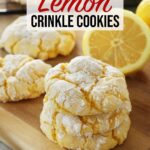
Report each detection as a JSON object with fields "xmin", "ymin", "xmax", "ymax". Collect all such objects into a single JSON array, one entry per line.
[{"xmin": 0, "ymin": 15, "xmax": 150, "ymax": 150}]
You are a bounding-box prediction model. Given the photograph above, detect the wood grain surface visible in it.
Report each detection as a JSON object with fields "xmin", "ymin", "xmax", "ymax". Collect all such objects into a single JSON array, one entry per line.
[{"xmin": 0, "ymin": 15, "xmax": 150, "ymax": 150}]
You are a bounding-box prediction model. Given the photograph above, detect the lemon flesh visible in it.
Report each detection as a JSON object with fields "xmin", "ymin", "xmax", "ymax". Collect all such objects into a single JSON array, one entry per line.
[{"xmin": 82, "ymin": 10, "xmax": 150, "ymax": 74}]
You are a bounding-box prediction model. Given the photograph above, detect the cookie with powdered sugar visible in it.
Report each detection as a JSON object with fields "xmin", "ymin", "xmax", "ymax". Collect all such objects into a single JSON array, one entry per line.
[
  {"xmin": 0, "ymin": 16, "xmax": 75, "ymax": 60},
  {"xmin": 0, "ymin": 54, "xmax": 51, "ymax": 102},
  {"xmin": 40, "ymin": 56, "xmax": 131, "ymax": 150}
]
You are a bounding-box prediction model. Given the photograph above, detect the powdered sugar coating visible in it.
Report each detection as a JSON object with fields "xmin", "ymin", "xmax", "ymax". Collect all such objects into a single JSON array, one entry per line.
[
  {"xmin": 41, "ymin": 56, "xmax": 131, "ymax": 150},
  {"xmin": 0, "ymin": 54, "xmax": 50, "ymax": 102},
  {"xmin": 0, "ymin": 16, "xmax": 75, "ymax": 60},
  {"xmin": 40, "ymin": 98, "xmax": 131, "ymax": 150},
  {"xmin": 45, "ymin": 56, "xmax": 131, "ymax": 116},
  {"xmin": 41, "ymin": 99, "xmax": 129, "ymax": 137}
]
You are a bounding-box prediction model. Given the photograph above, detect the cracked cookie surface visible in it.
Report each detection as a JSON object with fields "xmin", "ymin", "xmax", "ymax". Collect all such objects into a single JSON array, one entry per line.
[
  {"xmin": 40, "ymin": 56, "xmax": 131, "ymax": 150},
  {"xmin": 40, "ymin": 99, "xmax": 130, "ymax": 149},
  {"xmin": 45, "ymin": 56, "xmax": 131, "ymax": 116},
  {"xmin": 0, "ymin": 16, "xmax": 75, "ymax": 60},
  {"xmin": 0, "ymin": 54, "xmax": 51, "ymax": 102}
]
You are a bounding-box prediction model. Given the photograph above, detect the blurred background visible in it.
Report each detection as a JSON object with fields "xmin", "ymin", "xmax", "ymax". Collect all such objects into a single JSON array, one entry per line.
[{"xmin": 125, "ymin": 0, "xmax": 141, "ymax": 6}]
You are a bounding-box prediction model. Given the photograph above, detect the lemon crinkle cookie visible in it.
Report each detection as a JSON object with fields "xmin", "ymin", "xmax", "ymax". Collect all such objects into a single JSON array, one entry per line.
[
  {"xmin": 0, "ymin": 54, "xmax": 51, "ymax": 103},
  {"xmin": 0, "ymin": 16, "xmax": 75, "ymax": 60},
  {"xmin": 40, "ymin": 56, "xmax": 132, "ymax": 150}
]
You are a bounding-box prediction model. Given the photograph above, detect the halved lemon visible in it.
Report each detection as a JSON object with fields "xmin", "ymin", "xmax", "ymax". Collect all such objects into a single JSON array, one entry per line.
[
  {"xmin": 136, "ymin": 0, "xmax": 150, "ymax": 27},
  {"xmin": 82, "ymin": 10, "xmax": 150, "ymax": 74}
]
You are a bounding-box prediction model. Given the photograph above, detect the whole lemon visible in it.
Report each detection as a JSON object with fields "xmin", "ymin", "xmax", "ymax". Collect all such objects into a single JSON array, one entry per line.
[{"xmin": 136, "ymin": 0, "xmax": 150, "ymax": 27}]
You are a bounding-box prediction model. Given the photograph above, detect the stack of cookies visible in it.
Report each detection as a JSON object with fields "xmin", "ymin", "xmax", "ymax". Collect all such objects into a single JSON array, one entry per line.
[{"xmin": 40, "ymin": 56, "xmax": 132, "ymax": 150}]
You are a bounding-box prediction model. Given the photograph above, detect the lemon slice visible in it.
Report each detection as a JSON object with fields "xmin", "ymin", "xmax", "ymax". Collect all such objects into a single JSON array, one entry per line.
[{"xmin": 82, "ymin": 10, "xmax": 150, "ymax": 74}]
